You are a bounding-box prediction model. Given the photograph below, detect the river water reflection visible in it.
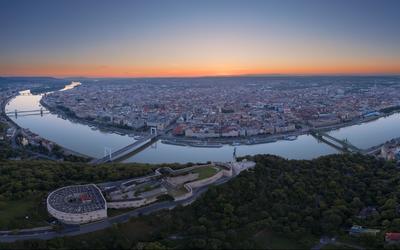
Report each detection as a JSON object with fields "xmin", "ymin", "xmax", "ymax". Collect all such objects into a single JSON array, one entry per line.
[{"xmin": 6, "ymin": 89, "xmax": 400, "ymax": 163}]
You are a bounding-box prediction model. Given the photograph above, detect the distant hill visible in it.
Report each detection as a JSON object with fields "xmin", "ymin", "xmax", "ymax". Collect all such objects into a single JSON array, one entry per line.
[
  {"xmin": 0, "ymin": 76, "xmax": 63, "ymax": 85},
  {"xmin": 0, "ymin": 76, "xmax": 70, "ymax": 93}
]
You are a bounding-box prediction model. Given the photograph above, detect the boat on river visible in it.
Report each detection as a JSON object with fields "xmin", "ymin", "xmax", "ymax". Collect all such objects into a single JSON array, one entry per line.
[
  {"xmin": 161, "ymin": 140, "xmax": 187, "ymax": 146},
  {"xmin": 284, "ymin": 135, "xmax": 298, "ymax": 141},
  {"xmin": 190, "ymin": 142, "xmax": 223, "ymax": 148}
]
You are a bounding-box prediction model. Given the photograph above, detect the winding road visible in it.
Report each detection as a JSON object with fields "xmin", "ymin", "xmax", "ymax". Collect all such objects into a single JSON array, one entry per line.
[{"xmin": 0, "ymin": 178, "xmax": 229, "ymax": 243}]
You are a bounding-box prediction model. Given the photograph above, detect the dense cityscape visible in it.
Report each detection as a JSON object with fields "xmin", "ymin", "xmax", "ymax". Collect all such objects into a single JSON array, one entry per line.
[
  {"xmin": 2, "ymin": 0, "xmax": 400, "ymax": 249},
  {"xmin": 43, "ymin": 77, "xmax": 400, "ymax": 141},
  {"xmin": 2, "ymin": 77, "xmax": 400, "ymax": 250}
]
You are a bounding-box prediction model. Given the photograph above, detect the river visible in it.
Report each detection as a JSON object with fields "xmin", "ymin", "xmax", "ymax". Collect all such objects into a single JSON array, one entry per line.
[{"xmin": 5, "ymin": 85, "xmax": 400, "ymax": 164}]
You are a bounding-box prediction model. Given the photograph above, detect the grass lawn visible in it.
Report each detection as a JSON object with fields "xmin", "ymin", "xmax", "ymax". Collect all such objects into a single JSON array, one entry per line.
[
  {"xmin": 192, "ymin": 166, "xmax": 219, "ymax": 180},
  {"xmin": 0, "ymin": 195, "xmax": 50, "ymax": 230},
  {"xmin": 168, "ymin": 186, "xmax": 189, "ymax": 197}
]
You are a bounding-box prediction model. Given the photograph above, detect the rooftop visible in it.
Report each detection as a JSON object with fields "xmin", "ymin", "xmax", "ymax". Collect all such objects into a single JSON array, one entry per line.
[{"xmin": 47, "ymin": 184, "xmax": 106, "ymax": 214}]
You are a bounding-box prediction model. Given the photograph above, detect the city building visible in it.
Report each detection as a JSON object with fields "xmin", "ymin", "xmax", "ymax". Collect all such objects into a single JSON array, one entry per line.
[{"xmin": 385, "ymin": 233, "xmax": 400, "ymax": 243}]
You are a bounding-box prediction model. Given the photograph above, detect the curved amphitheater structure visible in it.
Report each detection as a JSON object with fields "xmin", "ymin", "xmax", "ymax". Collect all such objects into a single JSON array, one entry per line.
[{"xmin": 47, "ymin": 184, "xmax": 107, "ymax": 224}]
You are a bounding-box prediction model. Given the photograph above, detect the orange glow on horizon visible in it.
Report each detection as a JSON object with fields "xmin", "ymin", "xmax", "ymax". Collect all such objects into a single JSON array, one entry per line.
[
  {"xmin": 2, "ymin": 0, "xmax": 400, "ymax": 79},
  {"xmin": 1, "ymin": 63, "xmax": 399, "ymax": 78}
]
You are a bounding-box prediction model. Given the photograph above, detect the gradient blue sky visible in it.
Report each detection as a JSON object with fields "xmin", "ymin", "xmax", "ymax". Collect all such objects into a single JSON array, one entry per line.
[{"xmin": 1, "ymin": 0, "xmax": 399, "ymax": 77}]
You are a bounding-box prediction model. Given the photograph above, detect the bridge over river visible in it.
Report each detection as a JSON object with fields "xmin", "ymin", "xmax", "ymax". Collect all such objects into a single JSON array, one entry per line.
[
  {"xmin": 91, "ymin": 133, "xmax": 159, "ymax": 164},
  {"xmin": 310, "ymin": 130, "xmax": 364, "ymax": 154},
  {"xmin": 5, "ymin": 108, "xmax": 50, "ymax": 117}
]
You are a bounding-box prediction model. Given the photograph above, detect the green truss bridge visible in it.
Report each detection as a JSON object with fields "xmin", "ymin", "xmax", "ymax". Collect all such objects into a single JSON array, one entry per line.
[{"xmin": 310, "ymin": 130, "xmax": 364, "ymax": 154}]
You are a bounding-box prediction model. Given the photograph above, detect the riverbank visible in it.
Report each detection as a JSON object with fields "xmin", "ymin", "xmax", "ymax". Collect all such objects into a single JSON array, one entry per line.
[
  {"xmin": 159, "ymin": 132, "xmax": 303, "ymax": 147},
  {"xmin": 0, "ymin": 93, "xmax": 17, "ymax": 116},
  {"xmin": 6, "ymin": 87, "xmax": 400, "ymax": 164},
  {"xmin": 40, "ymin": 100, "xmax": 306, "ymax": 147},
  {"xmin": 40, "ymin": 97, "xmax": 400, "ymax": 148},
  {"xmin": 40, "ymin": 98, "xmax": 147, "ymax": 137},
  {"xmin": 2, "ymin": 94, "xmax": 92, "ymax": 160}
]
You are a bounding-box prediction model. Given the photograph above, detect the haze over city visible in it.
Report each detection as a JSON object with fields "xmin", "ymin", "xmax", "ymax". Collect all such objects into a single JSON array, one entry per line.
[{"xmin": 1, "ymin": 0, "xmax": 400, "ymax": 77}]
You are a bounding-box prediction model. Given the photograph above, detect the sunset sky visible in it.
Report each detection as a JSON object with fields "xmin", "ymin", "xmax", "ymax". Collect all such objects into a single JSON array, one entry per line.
[{"xmin": 1, "ymin": 0, "xmax": 399, "ymax": 77}]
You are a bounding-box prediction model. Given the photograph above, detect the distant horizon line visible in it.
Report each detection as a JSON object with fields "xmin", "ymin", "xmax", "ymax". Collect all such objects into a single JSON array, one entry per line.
[{"xmin": 1, "ymin": 73, "xmax": 400, "ymax": 79}]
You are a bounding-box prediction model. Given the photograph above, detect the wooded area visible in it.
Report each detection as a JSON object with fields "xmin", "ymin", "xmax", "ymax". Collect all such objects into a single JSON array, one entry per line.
[{"xmin": 2, "ymin": 154, "xmax": 400, "ymax": 249}]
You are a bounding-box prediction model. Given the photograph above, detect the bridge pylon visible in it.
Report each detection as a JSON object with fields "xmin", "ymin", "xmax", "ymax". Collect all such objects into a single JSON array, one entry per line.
[
  {"xmin": 150, "ymin": 126, "xmax": 157, "ymax": 136},
  {"xmin": 104, "ymin": 147, "xmax": 112, "ymax": 161}
]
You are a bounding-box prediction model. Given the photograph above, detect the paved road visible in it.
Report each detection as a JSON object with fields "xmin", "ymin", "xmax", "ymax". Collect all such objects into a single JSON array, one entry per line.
[
  {"xmin": 0, "ymin": 178, "xmax": 229, "ymax": 243},
  {"xmin": 311, "ymin": 237, "xmax": 364, "ymax": 250}
]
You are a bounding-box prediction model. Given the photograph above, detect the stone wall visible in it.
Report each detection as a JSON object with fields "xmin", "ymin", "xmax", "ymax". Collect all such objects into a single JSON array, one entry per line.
[
  {"xmin": 174, "ymin": 167, "xmax": 232, "ymax": 201},
  {"xmin": 47, "ymin": 205, "xmax": 107, "ymax": 225},
  {"xmin": 107, "ymin": 196, "xmax": 157, "ymax": 209}
]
